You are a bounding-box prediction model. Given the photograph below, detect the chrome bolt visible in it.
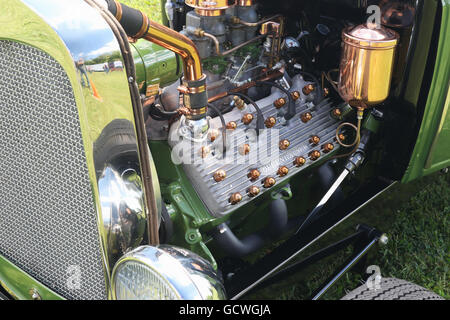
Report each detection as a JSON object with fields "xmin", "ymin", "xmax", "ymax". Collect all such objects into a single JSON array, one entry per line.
[
  {"xmin": 29, "ymin": 288, "xmax": 41, "ymax": 300},
  {"xmin": 378, "ymin": 234, "xmax": 389, "ymax": 246}
]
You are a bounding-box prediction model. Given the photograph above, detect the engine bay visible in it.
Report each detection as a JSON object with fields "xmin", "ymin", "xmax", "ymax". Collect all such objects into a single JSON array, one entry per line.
[
  {"xmin": 143, "ymin": 0, "xmax": 406, "ymax": 219},
  {"xmin": 130, "ymin": 0, "xmax": 419, "ymax": 264}
]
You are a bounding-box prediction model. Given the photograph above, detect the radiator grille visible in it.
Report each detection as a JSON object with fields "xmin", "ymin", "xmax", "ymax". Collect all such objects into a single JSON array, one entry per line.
[{"xmin": 0, "ymin": 40, "xmax": 107, "ymax": 299}]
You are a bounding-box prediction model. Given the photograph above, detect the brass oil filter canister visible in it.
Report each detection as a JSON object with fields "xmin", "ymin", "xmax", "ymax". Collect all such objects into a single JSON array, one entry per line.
[{"xmin": 338, "ymin": 24, "xmax": 399, "ymax": 108}]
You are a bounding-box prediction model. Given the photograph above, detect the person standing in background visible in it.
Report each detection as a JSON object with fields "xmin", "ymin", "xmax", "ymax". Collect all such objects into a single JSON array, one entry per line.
[{"xmin": 76, "ymin": 57, "xmax": 91, "ymax": 89}]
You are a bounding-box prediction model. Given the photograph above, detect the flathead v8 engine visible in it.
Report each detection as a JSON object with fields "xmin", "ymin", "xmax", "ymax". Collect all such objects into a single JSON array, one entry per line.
[
  {"xmin": 150, "ymin": 0, "xmax": 347, "ymax": 217},
  {"xmin": 168, "ymin": 75, "xmax": 343, "ymax": 217}
]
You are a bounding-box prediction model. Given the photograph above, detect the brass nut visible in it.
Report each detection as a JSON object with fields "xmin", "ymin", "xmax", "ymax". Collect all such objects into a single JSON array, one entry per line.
[
  {"xmin": 332, "ymin": 108, "xmax": 342, "ymax": 118},
  {"xmin": 200, "ymin": 146, "xmax": 210, "ymax": 158},
  {"xmin": 322, "ymin": 143, "xmax": 334, "ymax": 153},
  {"xmin": 291, "ymin": 91, "xmax": 301, "ymax": 100},
  {"xmin": 274, "ymin": 97, "xmax": 286, "ymax": 109},
  {"xmin": 309, "ymin": 150, "xmax": 321, "ymax": 161},
  {"xmin": 213, "ymin": 169, "xmax": 226, "ymax": 182},
  {"xmin": 309, "ymin": 135, "xmax": 320, "ymax": 145},
  {"xmin": 247, "ymin": 186, "xmax": 260, "ymax": 197},
  {"xmin": 233, "ymin": 96, "xmax": 245, "ymax": 110},
  {"xmin": 226, "ymin": 121, "xmax": 237, "ymax": 130},
  {"xmin": 239, "ymin": 143, "xmax": 250, "ymax": 155},
  {"xmin": 242, "ymin": 113, "xmax": 254, "ymax": 125},
  {"xmin": 263, "ymin": 177, "xmax": 276, "ymax": 188},
  {"xmin": 194, "ymin": 28, "xmax": 205, "ymax": 37},
  {"xmin": 229, "ymin": 192, "xmax": 243, "ymax": 205},
  {"xmin": 248, "ymin": 169, "xmax": 261, "ymax": 181},
  {"xmin": 323, "ymin": 87, "xmax": 330, "ymax": 97},
  {"xmin": 265, "ymin": 116, "xmax": 276, "ymax": 128},
  {"xmin": 294, "ymin": 156, "xmax": 306, "ymax": 167},
  {"xmin": 338, "ymin": 133, "xmax": 346, "ymax": 141},
  {"xmin": 300, "ymin": 112, "xmax": 312, "ymax": 123},
  {"xmin": 208, "ymin": 129, "xmax": 220, "ymax": 142},
  {"xmin": 279, "ymin": 139, "xmax": 290, "ymax": 150},
  {"xmin": 302, "ymin": 84, "xmax": 315, "ymax": 95},
  {"xmin": 277, "ymin": 166, "xmax": 289, "ymax": 177}
]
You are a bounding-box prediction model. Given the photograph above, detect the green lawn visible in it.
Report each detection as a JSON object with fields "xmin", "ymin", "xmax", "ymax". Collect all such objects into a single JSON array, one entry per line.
[
  {"xmin": 120, "ymin": 0, "xmax": 449, "ymax": 300},
  {"xmin": 268, "ymin": 172, "xmax": 450, "ymax": 300},
  {"xmin": 120, "ymin": 0, "xmax": 162, "ymax": 22}
]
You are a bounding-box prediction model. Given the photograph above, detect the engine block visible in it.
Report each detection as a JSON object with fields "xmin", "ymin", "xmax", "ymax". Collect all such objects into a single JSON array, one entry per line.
[{"xmin": 169, "ymin": 75, "xmax": 343, "ymax": 217}]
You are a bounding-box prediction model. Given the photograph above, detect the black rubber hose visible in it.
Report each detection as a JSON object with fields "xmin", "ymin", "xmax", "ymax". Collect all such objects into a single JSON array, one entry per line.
[
  {"xmin": 213, "ymin": 199, "xmax": 288, "ymax": 258},
  {"xmin": 159, "ymin": 204, "xmax": 174, "ymax": 244},
  {"xmin": 207, "ymin": 103, "xmax": 227, "ymax": 157},
  {"xmin": 105, "ymin": 0, "xmax": 149, "ymax": 38},
  {"xmin": 226, "ymin": 92, "xmax": 265, "ymax": 133},
  {"xmin": 148, "ymin": 103, "xmax": 177, "ymax": 121},
  {"xmin": 256, "ymin": 81, "xmax": 296, "ymax": 120}
]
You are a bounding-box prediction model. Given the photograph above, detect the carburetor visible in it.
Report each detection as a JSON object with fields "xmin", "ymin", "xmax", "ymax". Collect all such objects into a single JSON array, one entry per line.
[{"xmin": 179, "ymin": 0, "xmax": 259, "ymax": 59}]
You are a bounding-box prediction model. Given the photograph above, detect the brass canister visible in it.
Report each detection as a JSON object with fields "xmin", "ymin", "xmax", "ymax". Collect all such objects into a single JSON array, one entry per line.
[{"xmin": 338, "ymin": 24, "xmax": 399, "ymax": 107}]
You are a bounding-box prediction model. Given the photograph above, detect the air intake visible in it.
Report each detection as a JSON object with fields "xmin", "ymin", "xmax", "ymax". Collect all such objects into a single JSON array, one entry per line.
[{"xmin": 0, "ymin": 40, "xmax": 107, "ymax": 299}]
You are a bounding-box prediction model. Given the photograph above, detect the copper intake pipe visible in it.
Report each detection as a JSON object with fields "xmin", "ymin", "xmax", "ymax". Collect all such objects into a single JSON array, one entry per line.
[
  {"xmin": 105, "ymin": 0, "xmax": 207, "ymax": 119},
  {"xmin": 106, "ymin": 0, "xmax": 203, "ymax": 82},
  {"xmin": 145, "ymin": 21, "xmax": 203, "ymax": 82}
]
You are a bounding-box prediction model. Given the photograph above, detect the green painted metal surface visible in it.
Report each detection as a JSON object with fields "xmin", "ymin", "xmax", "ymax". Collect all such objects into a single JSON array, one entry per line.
[
  {"xmin": 0, "ymin": 0, "xmax": 90, "ymax": 299},
  {"xmin": 0, "ymin": 254, "xmax": 63, "ymax": 300},
  {"xmin": 131, "ymin": 39, "xmax": 180, "ymax": 93},
  {"xmin": 149, "ymin": 141, "xmax": 218, "ymax": 268},
  {"xmin": 402, "ymin": 0, "xmax": 450, "ymax": 182}
]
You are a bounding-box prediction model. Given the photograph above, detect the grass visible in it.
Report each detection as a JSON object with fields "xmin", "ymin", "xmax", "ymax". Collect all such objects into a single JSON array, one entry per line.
[
  {"xmin": 249, "ymin": 172, "xmax": 450, "ymax": 300},
  {"xmin": 120, "ymin": 0, "xmax": 449, "ymax": 300},
  {"xmin": 120, "ymin": 0, "xmax": 162, "ymax": 22}
]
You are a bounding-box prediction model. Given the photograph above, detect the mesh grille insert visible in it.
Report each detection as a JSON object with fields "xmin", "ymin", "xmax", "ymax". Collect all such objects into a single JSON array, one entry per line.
[{"xmin": 0, "ymin": 40, "xmax": 107, "ymax": 300}]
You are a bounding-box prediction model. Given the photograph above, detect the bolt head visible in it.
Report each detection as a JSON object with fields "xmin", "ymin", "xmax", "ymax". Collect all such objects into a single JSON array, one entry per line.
[
  {"xmin": 274, "ymin": 97, "xmax": 286, "ymax": 109},
  {"xmin": 247, "ymin": 186, "xmax": 260, "ymax": 197},
  {"xmin": 208, "ymin": 129, "xmax": 220, "ymax": 142},
  {"xmin": 302, "ymin": 84, "xmax": 315, "ymax": 95},
  {"xmin": 277, "ymin": 166, "xmax": 289, "ymax": 177},
  {"xmin": 300, "ymin": 112, "xmax": 312, "ymax": 123},
  {"xmin": 279, "ymin": 139, "xmax": 290, "ymax": 150},
  {"xmin": 309, "ymin": 150, "xmax": 321, "ymax": 161},
  {"xmin": 239, "ymin": 143, "xmax": 250, "ymax": 155},
  {"xmin": 248, "ymin": 169, "xmax": 261, "ymax": 181},
  {"xmin": 322, "ymin": 143, "xmax": 334, "ymax": 153},
  {"xmin": 213, "ymin": 170, "xmax": 226, "ymax": 182},
  {"xmin": 294, "ymin": 156, "xmax": 306, "ymax": 167},
  {"xmin": 242, "ymin": 113, "xmax": 254, "ymax": 125},
  {"xmin": 310, "ymin": 135, "xmax": 320, "ymax": 145},
  {"xmin": 265, "ymin": 116, "xmax": 276, "ymax": 128},
  {"xmin": 226, "ymin": 121, "xmax": 237, "ymax": 130},
  {"xmin": 263, "ymin": 177, "xmax": 276, "ymax": 188},
  {"xmin": 291, "ymin": 91, "xmax": 301, "ymax": 100},
  {"xmin": 229, "ymin": 192, "xmax": 243, "ymax": 205}
]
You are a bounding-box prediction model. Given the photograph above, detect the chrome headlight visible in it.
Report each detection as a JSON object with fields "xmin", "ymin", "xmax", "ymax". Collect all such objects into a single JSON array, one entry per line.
[{"xmin": 111, "ymin": 245, "xmax": 226, "ymax": 300}]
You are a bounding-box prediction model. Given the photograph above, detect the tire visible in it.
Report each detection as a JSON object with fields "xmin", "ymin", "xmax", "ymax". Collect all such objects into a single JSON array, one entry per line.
[{"xmin": 341, "ymin": 277, "xmax": 444, "ymax": 300}]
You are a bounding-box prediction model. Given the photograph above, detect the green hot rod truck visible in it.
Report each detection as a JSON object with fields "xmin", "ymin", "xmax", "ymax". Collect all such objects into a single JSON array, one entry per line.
[{"xmin": 0, "ymin": 0, "xmax": 448, "ymax": 300}]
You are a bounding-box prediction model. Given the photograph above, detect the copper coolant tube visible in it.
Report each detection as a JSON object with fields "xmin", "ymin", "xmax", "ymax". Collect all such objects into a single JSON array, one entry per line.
[{"xmin": 338, "ymin": 24, "xmax": 399, "ymax": 107}]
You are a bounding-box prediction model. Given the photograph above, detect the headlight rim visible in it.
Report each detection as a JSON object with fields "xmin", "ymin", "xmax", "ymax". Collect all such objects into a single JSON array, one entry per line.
[{"xmin": 111, "ymin": 245, "xmax": 225, "ymax": 300}]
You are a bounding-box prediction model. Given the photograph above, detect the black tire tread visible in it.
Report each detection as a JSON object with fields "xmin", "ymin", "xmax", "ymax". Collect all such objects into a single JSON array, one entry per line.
[{"xmin": 341, "ymin": 277, "xmax": 444, "ymax": 300}]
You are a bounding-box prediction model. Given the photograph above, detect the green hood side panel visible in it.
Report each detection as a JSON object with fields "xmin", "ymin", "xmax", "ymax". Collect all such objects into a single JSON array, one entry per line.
[
  {"xmin": 402, "ymin": 0, "xmax": 450, "ymax": 183},
  {"xmin": 0, "ymin": 0, "xmax": 87, "ymax": 300}
]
